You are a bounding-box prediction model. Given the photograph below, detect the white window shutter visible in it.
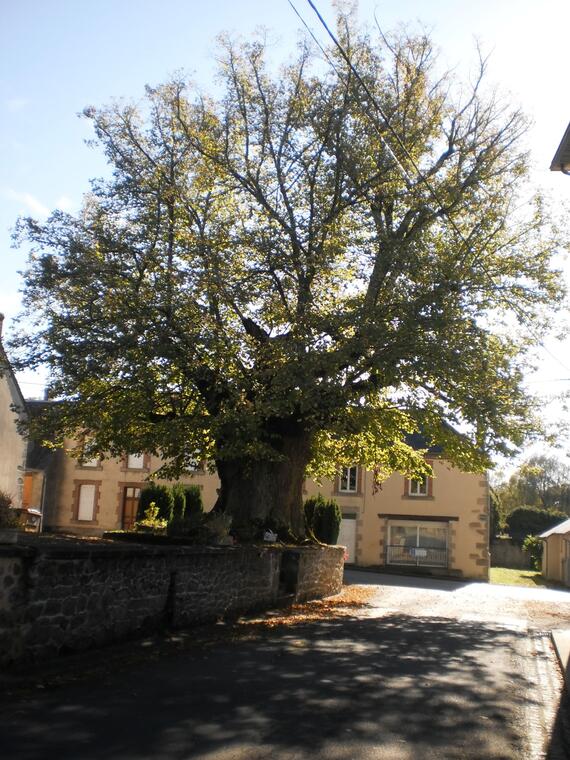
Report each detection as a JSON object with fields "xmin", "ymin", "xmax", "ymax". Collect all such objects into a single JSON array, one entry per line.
[
  {"xmin": 127, "ymin": 453, "xmax": 145, "ymax": 469},
  {"xmin": 78, "ymin": 484, "xmax": 96, "ymax": 521}
]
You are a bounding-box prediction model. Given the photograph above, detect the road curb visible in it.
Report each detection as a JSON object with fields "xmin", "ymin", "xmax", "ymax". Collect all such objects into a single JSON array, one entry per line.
[{"xmin": 551, "ymin": 629, "xmax": 570, "ymax": 691}]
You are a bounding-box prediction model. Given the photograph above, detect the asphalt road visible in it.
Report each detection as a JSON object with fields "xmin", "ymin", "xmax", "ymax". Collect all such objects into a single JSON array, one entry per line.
[{"xmin": 1, "ymin": 571, "xmax": 569, "ymax": 760}]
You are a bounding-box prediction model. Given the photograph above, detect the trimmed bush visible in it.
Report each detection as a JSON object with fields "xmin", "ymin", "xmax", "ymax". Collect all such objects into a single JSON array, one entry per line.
[
  {"xmin": 304, "ymin": 494, "xmax": 342, "ymax": 544},
  {"xmin": 0, "ymin": 490, "xmax": 19, "ymax": 529},
  {"xmin": 134, "ymin": 502, "xmax": 167, "ymax": 532},
  {"xmin": 506, "ymin": 506, "xmax": 566, "ymax": 545},
  {"xmin": 184, "ymin": 485, "xmax": 204, "ymax": 516},
  {"xmin": 167, "ymin": 487, "xmax": 205, "ymax": 538},
  {"xmin": 136, "ymin": 484, "xmax": 174, "ymax": 524},
  {"xmin": 522, "ymin": 534, "xmax": 543, "ymax": 570},
  {"xmin": 304, "ymin": 495, "xmax": 321, "ymax": 535},
  {"xmin": 171, "ymin": 483, "xmax": 186, "ymax": 520},
  {"xmin": 167, "ymin": 483, "xmax": 187, "ymax": 535}
]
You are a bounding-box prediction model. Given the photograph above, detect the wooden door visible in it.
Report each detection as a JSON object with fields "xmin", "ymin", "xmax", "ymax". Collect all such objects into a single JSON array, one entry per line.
[
  {"xmin": 22, "ymin": 473, "xmax": 33, "ymax": 507},
  {"xmin": 122, "ymin": 487, "xmax": 141, "ymax": 530}
]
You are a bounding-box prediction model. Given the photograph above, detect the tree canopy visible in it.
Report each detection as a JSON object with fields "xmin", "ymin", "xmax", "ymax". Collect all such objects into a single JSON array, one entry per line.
[
  {"xmin": 506, "ymin": 505, "xmax": 567, "ymax": 545},
  {"xmin": 12, "ymin": 12, "xmax": 565, "ymax": 533},
  {"xmin": 495, "ymin": 455, "xmax": 570, "ymax": 515}
]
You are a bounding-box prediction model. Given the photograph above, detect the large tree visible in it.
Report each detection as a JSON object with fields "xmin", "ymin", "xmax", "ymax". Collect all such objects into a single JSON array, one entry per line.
[{"xmin": 12, "ymin": 15, "xmax": 564, "ymax": 535}]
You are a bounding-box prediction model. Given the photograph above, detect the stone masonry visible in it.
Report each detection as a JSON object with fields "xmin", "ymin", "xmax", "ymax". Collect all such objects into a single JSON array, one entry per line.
[{"xmin": 0, "ymin": 539, "xmax": 344, "ymax": 665}]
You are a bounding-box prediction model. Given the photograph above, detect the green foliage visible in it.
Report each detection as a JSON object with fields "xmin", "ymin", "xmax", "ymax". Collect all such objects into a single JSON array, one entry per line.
[
  {"xmin": 489, "ymin": 488, "xmax": 504, "ymax": 540},
  {"xmin": 304, "ymin": 494, "xmax": 342, "ymax": 545},
  {"xmin": 166, "ymin": 484, "xmax": 204, "ymax": 535},
  {"xmin": 184, "ymin": 485, "xmax": 204, "ymax": 516},
  {"xmin": 137, "ymin": 484, "xmax": 174, "ymax": 524},
  {"xmin": 203, "ymin": 512, "xmax": 233, "ymax": 542},
  {"xmin": 522, "ymin": 534, "xmax": 543, "ymax": 571},
  {"xmin": 494, "ymin": 455, "xmax": 570, "ymax": 515},
  {"xmin": 134, "ymin": 502, "xmax": 167, "ymax": 532},
  {"xmin": 12, "ymin": 11, "xmax": 566, "ymax": 531},
  {"xmin": 303, "ymin": 495, "xmax": 322, "ymax": 536},
  {"xmin": 167, "ymin": 482, "xmax": 187, "ymax": 535},
  {"xmin": 0, "ymin": 491, "xmax": 12, "ymax": 510},
  {"xmin": 171, "ymin": 483, "xmax": 186, "ymax": 519},
  {"xmin": 506, "ymin": 506, "xmax": 566, "ymax": 545},
  {"xmin": 0, "ymin": 491, "xmax": 20, "ymax": 529}
]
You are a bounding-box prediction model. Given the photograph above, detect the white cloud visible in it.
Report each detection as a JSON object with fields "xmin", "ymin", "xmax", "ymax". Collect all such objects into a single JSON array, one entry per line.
[
  {"xmin": 3, "ymin": 189, "xmax": 49, "ymax": 218},
  {"xmin": 5, "ymin": 98, "xmax": 29, "ymax": 113},
  {"xmin": 55, "ymin": 195, "xmax": 75, "ymax": 212}
]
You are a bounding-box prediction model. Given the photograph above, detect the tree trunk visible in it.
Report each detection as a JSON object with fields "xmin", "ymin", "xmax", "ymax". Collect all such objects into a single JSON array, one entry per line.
[{"xmin": 214, "ymin": 421, "xmax": 312, "ymax": 537}]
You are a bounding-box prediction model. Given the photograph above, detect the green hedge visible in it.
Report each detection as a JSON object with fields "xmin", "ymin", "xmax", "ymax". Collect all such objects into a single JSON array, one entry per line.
[
  {"xmin": 506, "ymin": 506, "xmax": 566, "ymax": 545},
  {"xmin": 184, "ymin": 485, "xmax": 204, "ymax": 516},
  {"xmin": 136, "ymin": 484, "xmax": 175, "ymax": 523},
  {"xmin": 304, "ymin": 494, "xmax": 341, "ymax": 544}
]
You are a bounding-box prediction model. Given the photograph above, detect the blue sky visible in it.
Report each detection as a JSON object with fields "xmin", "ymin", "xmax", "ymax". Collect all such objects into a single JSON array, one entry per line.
[{"xmin": 2, "ymin": 0, "xmax": 570, "ymax": 464}]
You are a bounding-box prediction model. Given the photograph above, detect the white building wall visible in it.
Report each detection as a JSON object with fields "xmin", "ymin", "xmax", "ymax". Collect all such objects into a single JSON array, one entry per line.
[{"xmin": 0, "ymin": 335, "xmax": 28, "ymax": 507}]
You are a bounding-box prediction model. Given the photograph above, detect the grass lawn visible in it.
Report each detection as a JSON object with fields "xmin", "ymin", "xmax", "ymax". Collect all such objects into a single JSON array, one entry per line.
[{"xmin": 490, "ymin": 567, "xmax": 551, "ymax": 588}]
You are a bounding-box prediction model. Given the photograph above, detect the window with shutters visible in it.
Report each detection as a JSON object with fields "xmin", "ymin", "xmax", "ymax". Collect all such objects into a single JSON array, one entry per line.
[
  {"xmin": 77, "ymin": 483, "xmax": 96, "ymax": 521},
  {"xmin": 127, "ymin": 453, "xmax": 145, "ymax": 470},
  {"xmin": 80, "ymin": 456, "xmax": 100, "ymax": 468}
]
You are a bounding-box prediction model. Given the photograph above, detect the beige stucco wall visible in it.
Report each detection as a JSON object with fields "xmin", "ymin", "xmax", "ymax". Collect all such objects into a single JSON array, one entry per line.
[
  {"xmin": 46, "ymin": 443, "xmax": 220, "ymax": 535},
  {"xmin": 306, "ymin": 459, "xmax": 489, "ymax": 580},
  {"xmin": 542, "ymin": 533, "xmax": 568, "ymax": 583},
  {"xmin": 45, "ymin": 446, "xmax": 489, "ymax": 580},
  {"xmin": 0, "ymin": 362, "xmax": 27, "ymax": 507}
]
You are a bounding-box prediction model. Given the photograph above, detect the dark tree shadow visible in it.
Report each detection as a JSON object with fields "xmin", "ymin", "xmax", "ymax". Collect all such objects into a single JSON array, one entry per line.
[{"xmin": 0, "ymin": 612, "xmax": 541, "ymax": 759}]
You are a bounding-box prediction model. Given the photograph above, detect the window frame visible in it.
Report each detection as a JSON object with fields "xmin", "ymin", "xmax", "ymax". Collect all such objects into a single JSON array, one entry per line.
[
  {"xmin": 408, "ymin": 475, "xmax": 429, "ymax": 497},
  {"xmin": 79, "ymin": 456, "xmax": 101, "ymax": 469},
  {"xmin": 404, "ymin": 461, "xmax": 434, "ymax": 499},
  {"xmin": 72, "ymin": 480, "xmax": 101, "ymax": 524},
  {"xmin": 124, "ymin": 453, "xmax": 150, "ymax": 471},
  {"xmin": 339, "ymin": 466, "xmax": 359, "ymax": 494}
]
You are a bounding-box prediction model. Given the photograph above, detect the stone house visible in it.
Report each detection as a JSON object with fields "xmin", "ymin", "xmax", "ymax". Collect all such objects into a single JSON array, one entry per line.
[
  {"xmin": 41, "ymin": 436, "xmax": 490, "ymax": 581},
  {"xmin": 0, "ymin": 314, "xmax": 28, "ymax": 507},
  {"xmin": 540, "ymin": 518, "xmax": 570, "ymax": 587}
]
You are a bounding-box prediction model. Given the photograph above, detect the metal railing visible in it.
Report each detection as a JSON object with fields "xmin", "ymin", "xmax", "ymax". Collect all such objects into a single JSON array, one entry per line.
[{"xmin": 386, "ymin": 544, "xmax": 448, "ymax": 568}]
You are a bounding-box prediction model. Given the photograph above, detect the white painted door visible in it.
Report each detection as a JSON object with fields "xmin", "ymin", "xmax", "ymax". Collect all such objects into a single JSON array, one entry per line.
[{"xmin": 339, "ymin": 517, "xmax": 356, "ymax": 563}]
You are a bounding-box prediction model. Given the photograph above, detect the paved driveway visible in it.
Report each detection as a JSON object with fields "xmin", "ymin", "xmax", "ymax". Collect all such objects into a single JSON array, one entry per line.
[
  {"xmin": 1, "ymin": 571, "xmax": 569, "ymax": 759},
  {"xmin": 344, "ymin": 568, "xmax": 570, "ymax": 629}
]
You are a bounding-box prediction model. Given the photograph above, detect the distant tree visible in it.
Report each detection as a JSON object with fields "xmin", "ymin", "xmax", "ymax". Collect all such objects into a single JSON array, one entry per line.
[
  {"xmin": 13, "ymin": 10, "xmax": 564, "ymax": 535},
  {"xmin": 489, "ymin": 487, "xmax": 504, "ymax": 540},
  {"xmin": 506, "ymin": 506, "xmax": 566, "ymax": 545},
  {"xmin": 495, "ymin": 455, "xmax": 570, "ymax": 514}
]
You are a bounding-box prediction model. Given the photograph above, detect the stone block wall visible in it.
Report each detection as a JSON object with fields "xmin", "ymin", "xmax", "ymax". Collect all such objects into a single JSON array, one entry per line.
[
  {"xmin": 294, "ymin": 546, "xmax": 345, "ymax": 602},
  {"xmin": 0, "ymin": 540, "xmax": 343, "ymax": 665},
  {"xmin": 0, "ymin": 553, "xmax": 27, "ymax": 663},
  {"xmin": 490, "ymin": 540, "xmax": 530, "ymax": 570},
  {"xmin": 171, "ymin": 546, "xmax": 281, "ymax": 627}
]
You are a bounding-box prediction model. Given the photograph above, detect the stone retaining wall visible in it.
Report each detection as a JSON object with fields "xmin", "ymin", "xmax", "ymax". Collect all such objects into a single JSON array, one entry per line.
[
  {"xmin": 490, "ymin": 540, "xmax": 530, "ymax": 569},
  {"xmin": 0, "ymin": 540, "xmax": 344, "ymax": 665},
  {"xmin": 295, "ymin": 545, "xmax": 345, "ymax": 601}
]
